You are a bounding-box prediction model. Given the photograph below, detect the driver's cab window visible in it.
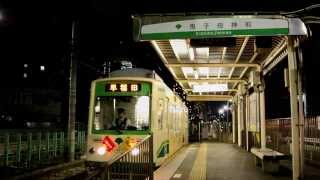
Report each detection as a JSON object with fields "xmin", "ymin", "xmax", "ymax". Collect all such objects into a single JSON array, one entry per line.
[{"xmin": 93, "ymin": 96, "xmax": 150, "ymax": 131}]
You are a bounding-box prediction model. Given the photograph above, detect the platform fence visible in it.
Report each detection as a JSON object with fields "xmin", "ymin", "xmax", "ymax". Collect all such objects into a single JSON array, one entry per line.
[
  {"xmin": 0, "ymin": 129, "xmax": 86, "ymax": 169},
  {"xmin": 266, "ymin": 116, "xmax": 320, "ymax": 165}
]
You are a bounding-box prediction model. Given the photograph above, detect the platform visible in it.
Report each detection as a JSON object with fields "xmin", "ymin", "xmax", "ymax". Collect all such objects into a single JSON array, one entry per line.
[{"xmin": 155, "ymin": 142, "xmax": 291, "ymax": 180}]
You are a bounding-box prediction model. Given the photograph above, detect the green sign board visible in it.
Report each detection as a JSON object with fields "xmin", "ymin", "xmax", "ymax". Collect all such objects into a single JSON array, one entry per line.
[
  {"xmin": 139, "ymin": 17, "xmax": 290, "ymax": 40},
  {"xmin": 95, "ymin": 81, "xmax": 151, "ymax": 97}
]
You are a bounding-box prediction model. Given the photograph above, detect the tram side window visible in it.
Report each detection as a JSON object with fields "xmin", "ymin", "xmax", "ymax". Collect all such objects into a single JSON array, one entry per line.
[
  {"xmin": 165, "ymin": 98, "xmax": 169, "ymax": 129},
  {"xmin": 157, "ymin": 99, "xmax": 165, "ymax": 130},
  {"xmin": 169, "ymin": 104, "xmax": 174, "ymax": 130},
  {"xmin": 176, "ymin": 109, "xmax": 181, "ymax": 132},
  {"xmin": 93, "ymin": 96, "xmax": 150, "ymax": 131}
]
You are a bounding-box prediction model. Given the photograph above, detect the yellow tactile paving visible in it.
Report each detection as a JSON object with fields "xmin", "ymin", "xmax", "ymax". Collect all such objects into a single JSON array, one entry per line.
[{"xmin": 188, "ymin": 143, "xmax": 207, "ymax": 180}]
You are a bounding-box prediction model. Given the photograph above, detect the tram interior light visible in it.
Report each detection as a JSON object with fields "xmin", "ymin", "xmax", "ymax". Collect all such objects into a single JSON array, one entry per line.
[
  {"xmin": 95, "ymin": 100, "xmax": 100, "ymax": 113},
  {"xmin": 135, "ymin": 96, "xmax": 150, "ymax": 129},
  {"xmin": 192, "ymin": 84, "xmax": 228, "ymax": 93}
]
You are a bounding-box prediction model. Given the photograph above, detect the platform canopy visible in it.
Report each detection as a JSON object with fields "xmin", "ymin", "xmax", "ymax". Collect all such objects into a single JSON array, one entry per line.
[{"xmin": 133, "ymin": 14, "xmax": 307, "ymax": 101}]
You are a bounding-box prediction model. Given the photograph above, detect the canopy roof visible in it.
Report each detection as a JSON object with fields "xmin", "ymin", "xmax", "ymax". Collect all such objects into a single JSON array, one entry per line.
[{"xmin": 133, "ymin": 15, "xmax": 307, "ymax": 101}]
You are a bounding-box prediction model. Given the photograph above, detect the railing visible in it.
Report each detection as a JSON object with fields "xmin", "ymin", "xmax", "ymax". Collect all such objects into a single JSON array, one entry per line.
[
  {"xmin": 266, "ymin": 116, "xmax": 320, "ymax": 165},
  {"xmin": 266, "ymin": 118, "xmax": 291, "ymax": 154},
  {"xmin": 90, "ymin": 135, "xmax": 154, "ymax": 180},
  {"xmin": 0, "ymin": 130, "xmax": 86, "ymax": 169},
  {"xmin": 303, "ymin": 116, "xmax": 320, "ymax": 164}
]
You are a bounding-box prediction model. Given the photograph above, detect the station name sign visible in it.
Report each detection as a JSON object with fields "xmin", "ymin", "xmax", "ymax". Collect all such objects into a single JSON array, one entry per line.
[
  {"xmin": 105, "ymin": 83, "xmax": 141, "ymax": 92},
  {"xmin": 140, "ymin": 18, "xmax": 290, "ymax": 40}
]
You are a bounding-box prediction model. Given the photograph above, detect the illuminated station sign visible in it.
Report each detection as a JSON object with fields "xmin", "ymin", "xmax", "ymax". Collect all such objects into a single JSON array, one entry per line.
[{"xmin": 105, "ymin": 83, "xmax": 141, "ymax": 92}]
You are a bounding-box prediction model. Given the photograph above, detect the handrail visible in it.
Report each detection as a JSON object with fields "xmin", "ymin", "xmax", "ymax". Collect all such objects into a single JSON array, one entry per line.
[
  {"xmin": 107, "ymin": 134, "xmax": 152, "ymax": 166},
  {"xmin": 88, "ymin": 134, "xmax": 154, "ymax": 180}
]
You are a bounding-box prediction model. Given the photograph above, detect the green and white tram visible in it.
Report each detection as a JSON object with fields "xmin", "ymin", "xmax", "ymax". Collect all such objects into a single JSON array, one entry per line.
[{"xmin": 86, "ymin": 68, "xmax": 188, "ymax": 166}]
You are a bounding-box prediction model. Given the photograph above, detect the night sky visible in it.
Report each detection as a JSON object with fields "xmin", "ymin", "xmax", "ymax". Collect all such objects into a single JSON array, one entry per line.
[{"xmin": 0, "ymin": 0, "xmax": 320, "ymax": 128}]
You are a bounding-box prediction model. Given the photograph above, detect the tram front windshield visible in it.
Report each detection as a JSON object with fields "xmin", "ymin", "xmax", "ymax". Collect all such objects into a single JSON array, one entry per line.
[{"xmin": 93, "ymin": 96, "xmax": 150, "ymax": 131}]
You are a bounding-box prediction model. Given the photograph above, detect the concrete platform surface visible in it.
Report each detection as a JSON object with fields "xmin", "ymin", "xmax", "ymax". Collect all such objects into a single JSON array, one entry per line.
[{"xmin": 156, "ymin": 142, "xmax": 293, "ymax": 180}]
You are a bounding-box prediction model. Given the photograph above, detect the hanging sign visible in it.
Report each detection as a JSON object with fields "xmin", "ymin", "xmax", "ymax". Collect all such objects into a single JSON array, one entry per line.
[{"xmin": 141, "ymin": 18, "xmax": 290, "ymax": 40}]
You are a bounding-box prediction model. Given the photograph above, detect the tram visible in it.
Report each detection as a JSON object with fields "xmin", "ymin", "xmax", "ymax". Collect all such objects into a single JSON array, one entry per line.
[{"xmin": 86, "ymin": 68, "xmax": 188, "ymax": 166}]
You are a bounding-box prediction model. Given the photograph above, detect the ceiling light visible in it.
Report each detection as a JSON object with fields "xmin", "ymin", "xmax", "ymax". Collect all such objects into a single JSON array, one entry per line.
[
  {"xmin": 189, "ymin": 48, "xmax": 195, "ymax": 61},
  {"xmin": 169, "ymin": 39, "xmax": 189, "ymax": 59},
  {"xmin": 192, "ymin": 84, "xmax": 228, "ymax": 93},
  {"xmin": 195, "ymin": 48, "xmax": 209, "ymax": 58}
]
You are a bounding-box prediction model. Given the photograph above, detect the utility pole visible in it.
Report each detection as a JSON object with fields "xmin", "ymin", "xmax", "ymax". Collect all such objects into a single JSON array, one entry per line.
[{"xmin": 67, "ymin": 21, "xmax": 77, "ymax": 162}]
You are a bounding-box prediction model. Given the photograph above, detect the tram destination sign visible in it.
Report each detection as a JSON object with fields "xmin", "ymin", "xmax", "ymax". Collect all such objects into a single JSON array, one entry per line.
[
  {"xmin": 105, "ymin": 83, "xmax": 141, "ymax": 92},
  {"xmin": 140, "ymin": 18, "xmax": 290, "ymax": 40}
]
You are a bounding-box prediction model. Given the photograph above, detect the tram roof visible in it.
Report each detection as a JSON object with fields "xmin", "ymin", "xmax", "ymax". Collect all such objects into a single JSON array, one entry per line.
[{"xmin": 132, "ymin": 14, "xmax": 308, "ymax": 101}]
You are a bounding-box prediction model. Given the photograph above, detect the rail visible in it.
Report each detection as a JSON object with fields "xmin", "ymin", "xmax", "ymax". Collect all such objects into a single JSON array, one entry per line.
[{"xmin": 88, "ymin": 134, "xmax": 154, "ymax": 180}]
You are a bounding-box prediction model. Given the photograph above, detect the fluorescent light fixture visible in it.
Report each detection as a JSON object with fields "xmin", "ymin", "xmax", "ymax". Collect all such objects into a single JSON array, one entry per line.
[
  {"xmin": 195, "ymin": 48, "xmax": 209, "ymax": 59},
  {"xmin": 189, "ymin": 48, "xmax": 195, "ymax": 61},
  {"xmin": 182, "ymin": 67, "xmax": 194, "ymax": 76},
  {"xmin": 194, "ymin": 70, "xmax": 199, "ymax": 79},
  {"xmin": 182, "ymin": 67, "xmax": 194, "ymax": 74},
  {"xmin": 198, "ymin": 67, "xmax": 209, "ymax": 76},
  {"xmin": 192, "ymin": 84, "xmax": 228, "ymax": 93},
  {"xmin": 169, "ymin": 40, "xmax": 189, "ymax": 59}
]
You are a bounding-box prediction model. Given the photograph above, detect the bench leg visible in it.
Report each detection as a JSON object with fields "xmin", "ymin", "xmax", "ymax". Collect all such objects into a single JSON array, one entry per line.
[
  {"xmin": 262, "ymin": 160, "xmax": 280, "ymax": 173},
  {"xmin": 255, "ymin": 157, "xmax": 261, "ymax": 167}
]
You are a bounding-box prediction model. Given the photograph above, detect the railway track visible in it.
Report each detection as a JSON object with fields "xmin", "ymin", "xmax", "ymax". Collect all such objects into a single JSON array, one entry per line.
[{"xmin": 9, "ymin": 160, "xmax": 105, "ymax": 180}]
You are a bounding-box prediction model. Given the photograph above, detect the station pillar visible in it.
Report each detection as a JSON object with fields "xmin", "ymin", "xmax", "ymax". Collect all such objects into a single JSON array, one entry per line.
[
  {"xmin": 259, "ymin": 87, "xmax": 266, "ymax": 150},
  {"xmin": 237, "ymin": 84, "xmax": 244, "ymax": 147},
  {"xmin": 297, "ymin": 44, "xmax": 305, "ymax": 178},
  {"xmin": 245, "ymin": 93, "xmax": 249, "ymax": 151},
  {"xmin": 232, "ymin": 100, "xmax": 236, "ymax": 144},
  {"xmin": 287, "ymin": 36, "xmax": 301, "ymax": 180}
]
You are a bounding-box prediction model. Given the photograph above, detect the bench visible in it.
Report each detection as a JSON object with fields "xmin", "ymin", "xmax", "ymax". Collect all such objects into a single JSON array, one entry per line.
[{"xmin": 251, "ymin": 148, "xmax": 288, "ymax": 173}]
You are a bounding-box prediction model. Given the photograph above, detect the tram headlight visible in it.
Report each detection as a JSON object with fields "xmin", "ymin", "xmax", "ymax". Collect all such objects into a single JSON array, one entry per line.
[
  {"xmin": 131, "ymin": 147, "xmax": 140, "ymax": 156},
  {"xmin": 97, "ymin": 146, "xmax": 106, "ymax": 156}
]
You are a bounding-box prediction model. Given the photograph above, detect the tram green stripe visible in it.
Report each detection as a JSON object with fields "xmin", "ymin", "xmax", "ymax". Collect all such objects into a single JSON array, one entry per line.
[
  {"xmin": 141, "ymin": 28, "xmax": 288, "ymax": 40},
  {"xmin": 92, "ymin": 129, "xmax": 150, "ymax": 135}
]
